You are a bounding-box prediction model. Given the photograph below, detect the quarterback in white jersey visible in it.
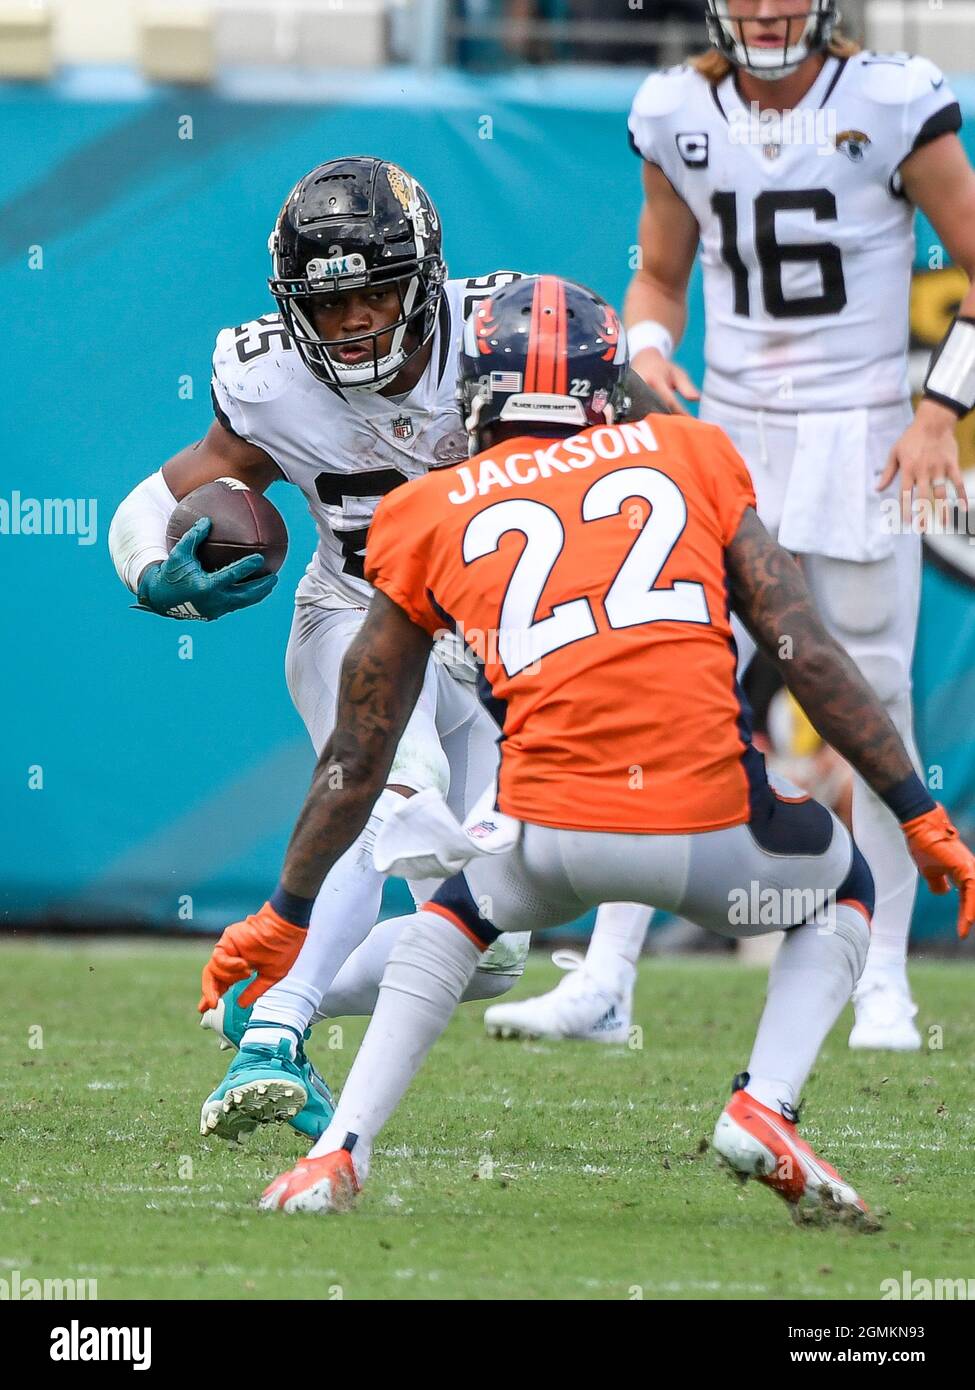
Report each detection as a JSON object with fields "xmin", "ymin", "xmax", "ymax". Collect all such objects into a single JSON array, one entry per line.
[{"xmin": 496, "ymin": 4, "xmax": 975, "ymax": 1052}]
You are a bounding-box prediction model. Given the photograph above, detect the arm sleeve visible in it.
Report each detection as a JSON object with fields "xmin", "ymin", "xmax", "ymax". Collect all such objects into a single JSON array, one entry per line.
[
  {"xmin": 364, "ymin": 490, "xmax": 443, "ymax": 637},
  {"xmin": 107, "ymin": 470, "xmax": 179, "ymax": 593}
]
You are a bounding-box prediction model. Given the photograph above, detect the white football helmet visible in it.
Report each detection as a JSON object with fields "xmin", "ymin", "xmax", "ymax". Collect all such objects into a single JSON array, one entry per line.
[{"xmin": 704, "ymin": 0, "xmax": 838, "ymax": 82}]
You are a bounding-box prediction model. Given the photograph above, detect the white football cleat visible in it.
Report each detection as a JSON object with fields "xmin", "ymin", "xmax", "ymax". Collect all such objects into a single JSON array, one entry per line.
[
  {"xmin": 848, "ymin": 973, "xmax": 921, "ymax": 1051},
  {"xmin": 484, "ymin": 949, "xmax": 634, "ymax": 1044},
  {"xmin": 713, "ymin": 1086, "xmax": 875, "ymax": 1229}
]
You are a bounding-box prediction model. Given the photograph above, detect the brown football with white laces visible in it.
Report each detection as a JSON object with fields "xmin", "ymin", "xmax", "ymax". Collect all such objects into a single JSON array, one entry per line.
[{"xmin": 166, "ymin": 477, "xmax": 288, "ymax": 576}]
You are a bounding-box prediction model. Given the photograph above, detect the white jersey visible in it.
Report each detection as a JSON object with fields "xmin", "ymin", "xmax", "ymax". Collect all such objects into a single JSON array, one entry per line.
[
  {"xmin": 628, "ymin": 51, "xmax": 961, "ymax": 411},
  {"xmin": 211, "ymin": 273, "xmax": 520, "ymax": 609}
]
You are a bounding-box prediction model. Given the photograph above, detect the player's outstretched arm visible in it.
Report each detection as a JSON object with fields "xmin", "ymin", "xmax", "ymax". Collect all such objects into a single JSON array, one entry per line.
[
  {"xmin": 198, "ymin": 591, "xmax": 432, "ymax": 1009},
  {"xmin": 281, "ymin": 591, "xmax": 433, "ymax": 899},
  {"xmin": 108, "ymin": 421, "xmax": 283, "ymax": 620},
  {"xmin": 726, "ymin": 506, "xmax": 975, "ymax": 936},
  {"xmin": 623, "ymin": 162, "xmax": 700, "ymax": 414},
  {"xmin": 726, "ymin": 508, "xmax": 912, "ymax": 793},
  {"xmin": 880, "ymin": 134, "xmax": 975, "ymax": 519}
]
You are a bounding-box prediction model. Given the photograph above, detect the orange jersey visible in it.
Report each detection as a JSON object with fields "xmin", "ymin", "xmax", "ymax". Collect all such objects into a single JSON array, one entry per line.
[{"xmin": 366, "ymin": 414, "xmax": 761, "ymax": 834}]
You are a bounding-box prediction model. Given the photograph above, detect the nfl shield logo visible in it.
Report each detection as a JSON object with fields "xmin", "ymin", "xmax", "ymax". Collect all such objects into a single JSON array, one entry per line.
[{"xmin": 392, "ymin": 415, "xmax": 414, "ymax": 440}]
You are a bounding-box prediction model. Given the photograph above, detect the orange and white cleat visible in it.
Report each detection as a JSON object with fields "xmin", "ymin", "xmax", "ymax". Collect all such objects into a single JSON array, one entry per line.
[
  {"xmin": 713, "ymin": 1083, "xmax": 876, "ymax": 1230},
  {"xmin": 259, "ymin": 1145, "xmax": 361, "ymax": 1215}
]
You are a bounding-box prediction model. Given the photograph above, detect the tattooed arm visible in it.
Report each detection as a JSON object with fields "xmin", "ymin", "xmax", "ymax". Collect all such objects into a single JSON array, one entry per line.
[
  {"xmin": 279, "ymin": 590, "xmax": 432, "ymax": 898},
  {"xmin": 725, "ymin": 507, "xmax": 914, "ymax": 797},
  {"xmin": 622, "ymin": 367, "xmax": 672, "ymax": 420}
]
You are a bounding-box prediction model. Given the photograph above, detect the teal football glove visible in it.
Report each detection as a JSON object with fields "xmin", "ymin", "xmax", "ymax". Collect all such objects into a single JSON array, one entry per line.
[{"xmin": 136, "ymin": 517, "xmax": 278, "ymax": 621}]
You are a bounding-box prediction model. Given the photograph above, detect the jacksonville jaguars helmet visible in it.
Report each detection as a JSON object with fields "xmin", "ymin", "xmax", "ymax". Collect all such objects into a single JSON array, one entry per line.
[{"xmin": 268, "ymin": 156, "xmax": 447, "ymax": 394}]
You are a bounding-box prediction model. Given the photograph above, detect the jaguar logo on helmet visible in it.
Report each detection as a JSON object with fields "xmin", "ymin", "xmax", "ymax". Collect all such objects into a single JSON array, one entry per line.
[
  {"xmin": 386, "ymin": 164, "xmax": 413, "ymax": 213},
  {"xmin": 387, "ymin": 163, "xmax": 429, "ymax": 240},
  {"xmin": 704, "ymin": 0, "xmax": 837, "ymax": 82}
]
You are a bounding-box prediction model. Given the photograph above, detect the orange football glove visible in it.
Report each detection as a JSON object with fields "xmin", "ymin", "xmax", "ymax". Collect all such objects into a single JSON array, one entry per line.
[
  {"xmin": 198, "ymin": 902, "xmax": 307, "ymax": 1012},
  {"xmin": 902, "ymin": 804, "xmax": 975, "ymax": 940}
]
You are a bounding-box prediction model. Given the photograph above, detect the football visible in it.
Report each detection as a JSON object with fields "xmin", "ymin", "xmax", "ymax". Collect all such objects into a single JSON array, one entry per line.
[{"xmin": 165, "ymin": 477, "xmax": 288, "ymax": 576}]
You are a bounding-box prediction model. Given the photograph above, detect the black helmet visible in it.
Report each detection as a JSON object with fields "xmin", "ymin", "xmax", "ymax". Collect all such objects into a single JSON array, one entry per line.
[
  {"xmin": 704, "ymin": 0, "xmax": 837, "ymax": 81},
  {"xmin": 268, "ymin": 156, "xmax": 447, "ymax": 394},
  {"xmin": 458, "ymin": 276, "xmax": 630, "ymax": 451}
]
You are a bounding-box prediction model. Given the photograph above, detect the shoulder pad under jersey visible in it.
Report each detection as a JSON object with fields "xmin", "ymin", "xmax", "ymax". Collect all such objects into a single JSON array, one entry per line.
[
  {"xmin": 855, "ymin": 50, "xmax": 948, "ymax": 106},
  {"xmin": 212, "ymin": 314, "xmax": 299, "ymax": 405},
  {"xmin": 630, "ymin": 64, "xmax": 702, "ymax": 121}
]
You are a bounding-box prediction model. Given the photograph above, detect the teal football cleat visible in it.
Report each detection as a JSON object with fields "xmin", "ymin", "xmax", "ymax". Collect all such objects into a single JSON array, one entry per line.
[
  {"xmin": 200, "ymin": 1039, "xmax": 307, "ymax": 1144},
  {"xmin": 290, "ymin": 1045, "xmax": 335, "ymax": 1141},
  {"xmin": 201, "ymin": 985, "xmax": 335, "ymax": 1141},
  {"xmin": 200, "ymin": 974, "xmax": 255, "ymax": 1050}
]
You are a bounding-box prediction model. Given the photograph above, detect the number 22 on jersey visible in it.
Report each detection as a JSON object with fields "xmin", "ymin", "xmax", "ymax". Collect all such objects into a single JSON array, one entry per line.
[{"xmin": 463, "ymin": 466, "xmax": 711, "ymax": 678}]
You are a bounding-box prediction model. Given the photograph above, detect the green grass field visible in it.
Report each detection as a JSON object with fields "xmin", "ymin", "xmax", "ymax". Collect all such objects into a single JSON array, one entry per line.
[{"xmin": 2, "ymin": 940, "xmax": 974, "ymax": 1301}]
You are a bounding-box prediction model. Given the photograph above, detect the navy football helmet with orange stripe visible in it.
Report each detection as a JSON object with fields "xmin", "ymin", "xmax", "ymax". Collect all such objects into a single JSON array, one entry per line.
[{"xmin": 459, "ymin": 276, "xmax": 630, "ymax": 451}]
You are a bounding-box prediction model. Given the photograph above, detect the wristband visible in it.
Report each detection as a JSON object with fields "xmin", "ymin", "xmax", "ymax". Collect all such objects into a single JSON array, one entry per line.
[
  {"xmin": 108, "ymin": 470, "xmax": 178, "ymax": 593},
  {"xmin": 923, "ymin": 315, "xmax": 975, "ymax": 418},
  {"xmin": 270, "ymin": 884, "xmax": 314, "ymax": 928},
  {"xmin": 626, "ymin": 320, "xmax": 674, "ymax": 361},
  {"xmin": 881, "ymin": 771, "xmax": 937, "ymax": 825}
]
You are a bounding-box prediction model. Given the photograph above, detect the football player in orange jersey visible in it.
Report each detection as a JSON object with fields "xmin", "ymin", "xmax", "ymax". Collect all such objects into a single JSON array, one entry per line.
[
  {"xmin": 624, "ymin": 10, "xmax": 975, "ymax": 1050},
  {"xmin": 249, "ymin": 277, "xmax": 974, "ymax": 1223}
]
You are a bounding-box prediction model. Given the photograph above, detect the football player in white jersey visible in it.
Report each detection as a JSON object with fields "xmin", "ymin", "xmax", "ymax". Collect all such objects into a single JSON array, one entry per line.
[
  {"xmin": 495, "ymin": 5, "xmax": 975, "ymax": 1051},
  {"xmin": 109, "ymin": 156, "xmax": 652, "ymax": 1140}
]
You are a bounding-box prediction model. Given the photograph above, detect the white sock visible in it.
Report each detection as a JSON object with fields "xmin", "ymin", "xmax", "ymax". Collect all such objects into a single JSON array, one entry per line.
[
  {"xmin": 745, "ymin": 905, "xmax": 870, "ymax": 1115},
  {"xmin": 308, "ymin": 911, "xmax": 482, "ymax": 1171},
  {"xmin": 241, "ymin": 788, "xmax": 404, "ymax": 1052},
  {"xmin": 313, "ymin": 917, "xmax": 412, "ymax": 1019},
  {"xmin": 585, "ymin": 902, "xmax": 652, "ymax": 986},
  {"xmin": 853, "ymin": 774, "xmax": 917, "ymax": 981},
  {"xmin": 312, "ymin": 917, "xmax": 515, "ymax": 1019}
]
